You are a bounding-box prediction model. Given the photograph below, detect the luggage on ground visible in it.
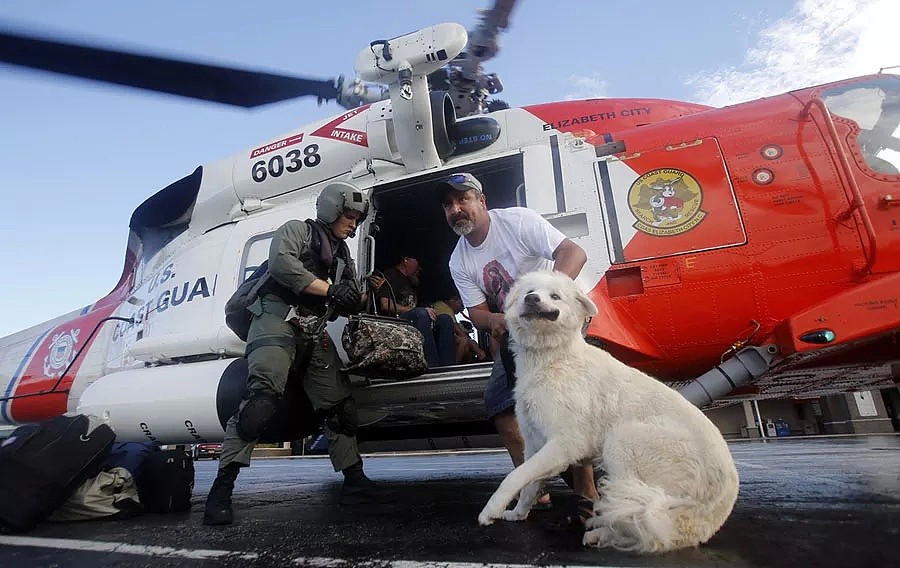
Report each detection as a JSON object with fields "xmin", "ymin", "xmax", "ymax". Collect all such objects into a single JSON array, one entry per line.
[
  {"xmin": 0, "ymin": 414, "xmax": 116, "ymax": 533},
  {"xmin": 137, "ymin": 448, "xmax": 194, "ymax": 513},
  {"xmin": 104, "ymin": 441, "xmax": 157, "ymax": 488},
  {"xmin": 48, "ymin": 467, "xmax": 142, "ymax": 522}
]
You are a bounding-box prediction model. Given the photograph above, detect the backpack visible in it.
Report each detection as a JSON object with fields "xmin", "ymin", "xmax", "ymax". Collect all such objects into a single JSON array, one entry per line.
[
  {"xmin": 224, "ymin": 219, "xmax": 346, "ymax": 342},
  {"xmin": 224, "ymin": 260, "xmax": 271, "ymax": 342}
]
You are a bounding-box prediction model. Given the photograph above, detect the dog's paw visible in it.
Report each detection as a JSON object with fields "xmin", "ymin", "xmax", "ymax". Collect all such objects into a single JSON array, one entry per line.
[
  {"xmin": 501, "ymin": 509, "xmax": 529, "ymax": 522},
  {"xmin": 478, "ymin": 499, "xmax": 508, "ymax": 526},
  {"xmin": 582, "ymin": 526, "xmax": 612, "ymax": 548},
  {"xmin": 584, "ymin": 514, "xmax": 603, "ymax": 530},
  {"xmin": 581, "ymin": 527, "xmax": 612, "ymax": 548},
  {"xmin": 477, "ymin": 509, "xmax": 498, "ymax": 526}
]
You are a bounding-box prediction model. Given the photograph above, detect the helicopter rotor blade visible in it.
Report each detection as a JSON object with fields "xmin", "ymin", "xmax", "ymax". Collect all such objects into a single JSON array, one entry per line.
[
  {"xmin": 0, "ymin": 28, "xmax": 341, "ymax": 108},
  {"xmin": 467, "ymin": 0, "xmax": 518, "ymax": 62},
  {"xmin": 443, "ymin": 0, "xmax": 519, "ymax": 117}
]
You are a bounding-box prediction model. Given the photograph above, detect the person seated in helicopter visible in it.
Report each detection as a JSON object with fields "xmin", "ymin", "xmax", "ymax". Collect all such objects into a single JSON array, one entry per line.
[
  {"xmin": 375, "ymin": 254, "xmax": 457, "ymax": 368},
  {"xmin": 431, "ymin": 291, "xmax": 489, "ymax": 365}
]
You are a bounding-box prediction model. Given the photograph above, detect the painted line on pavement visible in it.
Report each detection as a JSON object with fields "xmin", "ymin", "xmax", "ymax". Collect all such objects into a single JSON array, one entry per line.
[
  {"xmin": 293, "ymin": 557, "xmax": 622, "ymax": 568},
  {"xmin": 0, "ymin": 536, "xmax": 259, "ymax": 561},
  {"xmin": 0, "ymin": 537, "xmax": 622, "ymax": 567}
]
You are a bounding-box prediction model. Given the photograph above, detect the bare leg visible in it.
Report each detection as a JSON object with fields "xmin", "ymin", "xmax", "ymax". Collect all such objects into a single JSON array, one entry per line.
[
  {"xmin": 494, "ymin": 410, "xmax": 550, "ymax": 507},
  {"xmin": 494, "ymin": 409, "xmax": 524, "ymax": 466},
  {"xmin": 573, "ymin": 464, "xmax": 600, "ymax": 500},
  {"xmin": 454, "ymin": 334, "xmax": 468, "ymax": 363}
]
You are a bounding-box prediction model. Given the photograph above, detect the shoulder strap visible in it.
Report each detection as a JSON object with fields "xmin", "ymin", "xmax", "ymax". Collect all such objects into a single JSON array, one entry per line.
[
  {"xmin": 303, "ymin": 218, "xmax": 319, "ymax": 249},
  {"xmin": 247, "ymin": 267, "xmax": 270, "ymax": 298},
  {"xmin": 304, "ymin": 219, "xmax": 334, "ymax": 269},
  {"xmin": 303, "ymin": 219, "xmax": 355, "ymax": 283},
  {"xmin": 334, "ymin": 257, "xmax": 346, "ymax": 287}
]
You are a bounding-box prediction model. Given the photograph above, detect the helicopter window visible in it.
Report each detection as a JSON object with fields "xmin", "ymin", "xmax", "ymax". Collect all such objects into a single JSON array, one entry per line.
[
  {"xmin": 239, "ymin": 232, "xmax": 275, "ymax": 283},
  {"xmin": 821, "ymin": 77, "xmax": 900, "ymax": 175}
]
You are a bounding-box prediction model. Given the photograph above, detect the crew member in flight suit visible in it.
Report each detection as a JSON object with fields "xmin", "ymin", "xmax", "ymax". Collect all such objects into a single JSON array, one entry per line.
[{"xmin": 204, "ymin": 181, "xmax": 375, "ymax": 525}]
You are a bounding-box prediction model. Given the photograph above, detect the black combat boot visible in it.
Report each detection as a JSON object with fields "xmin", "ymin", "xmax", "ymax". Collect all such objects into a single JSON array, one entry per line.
[
  {"xmin": 340, "ymin": 461, "xmax": 378, "ymax": 504},
  {"xmin": 203, "ymin": 462, "xmax": 240, "ymax": 525}
]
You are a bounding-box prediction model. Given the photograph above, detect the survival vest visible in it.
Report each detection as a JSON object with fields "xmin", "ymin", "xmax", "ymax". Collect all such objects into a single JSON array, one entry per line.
[{"xmin": 224, "ymin": 219, "xmax": 352, "ymax": 342}]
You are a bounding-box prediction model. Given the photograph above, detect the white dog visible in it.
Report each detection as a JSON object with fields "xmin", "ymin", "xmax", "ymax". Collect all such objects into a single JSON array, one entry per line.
[{"xmin": 477, "ymin": 270, "xmax": 739, "ymax": 554}]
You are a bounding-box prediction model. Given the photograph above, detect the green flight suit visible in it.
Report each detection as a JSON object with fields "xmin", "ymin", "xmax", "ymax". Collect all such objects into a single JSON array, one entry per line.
[{"xmin": 219, "ymin": 219, "xmax": 361, "ymax": 473}]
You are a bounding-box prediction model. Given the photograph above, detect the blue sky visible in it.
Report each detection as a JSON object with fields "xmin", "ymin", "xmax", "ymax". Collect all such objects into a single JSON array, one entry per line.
[{"xmin": 0, "ymin": 0, "xmax": 895, "ymax": 337}]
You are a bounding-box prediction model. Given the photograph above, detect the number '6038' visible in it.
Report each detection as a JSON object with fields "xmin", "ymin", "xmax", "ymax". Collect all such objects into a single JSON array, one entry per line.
[{"xmin": 251, "ymin": 144, "xmax": 321, "ymax": 183}]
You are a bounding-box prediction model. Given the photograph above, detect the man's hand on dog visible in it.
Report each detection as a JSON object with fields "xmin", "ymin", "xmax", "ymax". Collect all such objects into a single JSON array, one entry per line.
[{"xmin": 489, "ymin": 312, "xmax": 508, "ymax": 340}]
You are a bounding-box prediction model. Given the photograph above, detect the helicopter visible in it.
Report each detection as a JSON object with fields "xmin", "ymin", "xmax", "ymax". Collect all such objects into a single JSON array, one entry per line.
[{"xmin": 0, "ymin": 1, "xmax": 898, "ymax": 446}]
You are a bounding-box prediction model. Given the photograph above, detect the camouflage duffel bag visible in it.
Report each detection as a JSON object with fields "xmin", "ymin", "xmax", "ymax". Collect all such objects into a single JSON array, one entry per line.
[{"xmin": 341, "ymin": 314, "xmax": 428, "ymax": 378}]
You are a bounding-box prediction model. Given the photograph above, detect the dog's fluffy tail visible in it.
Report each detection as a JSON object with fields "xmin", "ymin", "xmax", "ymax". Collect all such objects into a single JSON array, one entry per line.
[{"xmin": 587, "ymin": 477, "xmax": 718, "ymax": 554}]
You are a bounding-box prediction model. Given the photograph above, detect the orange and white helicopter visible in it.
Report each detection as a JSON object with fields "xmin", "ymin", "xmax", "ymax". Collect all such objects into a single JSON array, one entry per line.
[{"xmin": 1, "ymin": 1, "xmax": 898, "ymax": 446}]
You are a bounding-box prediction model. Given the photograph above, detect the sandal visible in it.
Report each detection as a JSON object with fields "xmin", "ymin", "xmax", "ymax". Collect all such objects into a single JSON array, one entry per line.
[
  {"xmin": 540, "ymin": 495, "xmax": 594, "ymax": 533},
  {"xmin": 567, "ymin": 495, "xmax": 594, "ymax": 526}
]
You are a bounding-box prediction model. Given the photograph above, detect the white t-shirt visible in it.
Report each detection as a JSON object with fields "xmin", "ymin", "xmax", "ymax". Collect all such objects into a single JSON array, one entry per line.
[{"xmin": 449, "ymin": 207, "xmax": 566, "ymax": 311}]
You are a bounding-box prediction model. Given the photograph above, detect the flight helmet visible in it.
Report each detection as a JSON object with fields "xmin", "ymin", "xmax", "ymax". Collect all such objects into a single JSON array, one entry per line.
[{"xmin": 316, "ymin": 181, "xmax": 370, "ymax": 224}]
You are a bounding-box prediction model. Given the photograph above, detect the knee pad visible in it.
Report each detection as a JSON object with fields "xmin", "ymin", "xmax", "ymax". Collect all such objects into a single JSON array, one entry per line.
[
  {"xmin": 325, "ymin": 397, "xmax": 359, "ymax": 436},
  {"xmin": 237, "ymin": 392, "xmax": 279, "ymax": 442}
]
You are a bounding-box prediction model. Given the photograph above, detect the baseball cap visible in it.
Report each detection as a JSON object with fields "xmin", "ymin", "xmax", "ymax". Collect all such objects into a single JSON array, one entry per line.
[{"xmin": 436, "ymin": 172, "xmax": 483, "ymax": 204}]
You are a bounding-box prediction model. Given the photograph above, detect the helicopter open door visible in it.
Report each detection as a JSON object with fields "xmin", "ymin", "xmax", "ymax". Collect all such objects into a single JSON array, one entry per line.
[
  {"xmin": 593, "ymin": 137, "xmax": 747, "ymax": 265},
  {"xmin": 364, "ymin": 154, "xmax": 526, "ymax": 302}
]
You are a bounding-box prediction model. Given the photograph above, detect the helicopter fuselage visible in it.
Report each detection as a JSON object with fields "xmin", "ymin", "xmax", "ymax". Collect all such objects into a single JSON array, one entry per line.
[{"xmin": 2, "ymin": 73, "xmax": 899, "ymax": 444}]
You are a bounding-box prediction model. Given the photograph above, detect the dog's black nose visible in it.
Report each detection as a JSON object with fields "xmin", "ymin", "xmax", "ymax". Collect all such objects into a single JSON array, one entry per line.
[{"xmin": 524, "ymin": 293, "xmax": 541, "ymax": 306}]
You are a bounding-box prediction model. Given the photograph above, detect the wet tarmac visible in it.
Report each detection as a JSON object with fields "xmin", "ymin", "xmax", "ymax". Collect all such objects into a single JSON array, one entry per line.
[{"xmin": 1, "ymin": 435, "xmax": 898, "ymax": 567}]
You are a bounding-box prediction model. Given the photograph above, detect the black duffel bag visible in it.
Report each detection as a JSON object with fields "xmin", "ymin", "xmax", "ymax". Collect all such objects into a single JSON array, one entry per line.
[{"xmin": 0, "ymin": 414, "xmax": 115, "ymax": 532}]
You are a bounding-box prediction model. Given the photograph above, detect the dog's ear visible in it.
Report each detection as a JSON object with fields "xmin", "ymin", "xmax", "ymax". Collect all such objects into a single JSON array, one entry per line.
[{"xmin": 575, "ymin": 288, "xmax": 598, "ymax": 318}]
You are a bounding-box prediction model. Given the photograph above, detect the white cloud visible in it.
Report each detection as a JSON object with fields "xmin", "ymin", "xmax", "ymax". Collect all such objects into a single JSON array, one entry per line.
[
  {"xmin": 689, "ymin": 0, "xmax": 899, "ymax": 107},
  {"xmin": 564, "ymin": 74, "xmax": 609, "ymax": 100}
]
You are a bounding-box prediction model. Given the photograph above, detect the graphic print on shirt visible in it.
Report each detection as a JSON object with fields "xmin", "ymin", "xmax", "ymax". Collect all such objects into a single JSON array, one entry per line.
[{"xmin": 482, "ymin": 259, "xmax": 514, "ymax": 312}]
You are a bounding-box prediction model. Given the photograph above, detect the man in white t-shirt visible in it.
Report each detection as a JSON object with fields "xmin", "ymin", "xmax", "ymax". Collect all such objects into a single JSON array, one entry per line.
[{"xmin": 439, "ymin": 172, "xmax": 600, "ymax": 514}]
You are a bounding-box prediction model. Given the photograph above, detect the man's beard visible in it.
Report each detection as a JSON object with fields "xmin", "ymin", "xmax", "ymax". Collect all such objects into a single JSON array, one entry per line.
[{"xmin": 452, "ymin": 219, "xmax": 476, "ymax": 236}]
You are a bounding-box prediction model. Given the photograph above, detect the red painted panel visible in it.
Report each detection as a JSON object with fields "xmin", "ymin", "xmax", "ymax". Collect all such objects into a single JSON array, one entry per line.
[{"xmin": 10, "ymin": 303, "xmax": 119, "ymax": 422}]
